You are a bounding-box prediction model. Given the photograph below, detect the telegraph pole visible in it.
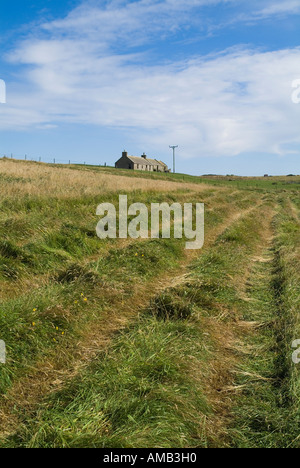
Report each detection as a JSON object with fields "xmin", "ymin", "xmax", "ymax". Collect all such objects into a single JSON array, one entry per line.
[{"xmin": 169, "ymin": 145, "xmax": 178, "ymax": 174}]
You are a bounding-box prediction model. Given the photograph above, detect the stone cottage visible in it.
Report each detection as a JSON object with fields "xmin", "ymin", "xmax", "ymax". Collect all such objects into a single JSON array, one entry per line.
[{"xmin": 115, "ymin": 151, "xmax": 169, "ymax": 172}]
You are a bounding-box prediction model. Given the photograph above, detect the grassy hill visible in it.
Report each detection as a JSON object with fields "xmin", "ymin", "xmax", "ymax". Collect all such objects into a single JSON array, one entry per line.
[
  {"xmin": 0, "ymin": 158, "xmax": 299, "ymax": 448},
  {"xmin": 74, "ymin": 162, "xmax": 300, "ymax": 191}
]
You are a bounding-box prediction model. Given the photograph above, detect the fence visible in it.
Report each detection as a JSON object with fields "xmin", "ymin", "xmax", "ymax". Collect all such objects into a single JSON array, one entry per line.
[{"xmin": 0, "ymin": 153, "xmax": 108, "ymax": 167}]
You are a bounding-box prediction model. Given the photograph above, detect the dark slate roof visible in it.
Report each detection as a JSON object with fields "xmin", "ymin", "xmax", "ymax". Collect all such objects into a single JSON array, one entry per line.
[{"xmin": 126, "ymin": 156, "xmax": 167, "ymax": 167}]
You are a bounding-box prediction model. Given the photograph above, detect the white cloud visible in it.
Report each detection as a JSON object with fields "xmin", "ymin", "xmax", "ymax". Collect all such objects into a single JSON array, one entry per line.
[
  {"xmin": 1, "ymin": 0, "xmax": 300, "ymax": 159},
  {"xmin": 257, "ymin": 0, "xmax": 300, "ymax": 18},
  {"xmin": 42, "ymin": 0, "xmax": 234, "ymax": 45}
]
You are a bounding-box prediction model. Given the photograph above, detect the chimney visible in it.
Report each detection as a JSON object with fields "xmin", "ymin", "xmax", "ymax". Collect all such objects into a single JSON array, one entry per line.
[
  {"xmin": 122, "ymin": 150, "xmax": 128, "ymax": 158},
  {"xmin": 141, "ymin": 153, "xmax": 147, "ymax": 159}
]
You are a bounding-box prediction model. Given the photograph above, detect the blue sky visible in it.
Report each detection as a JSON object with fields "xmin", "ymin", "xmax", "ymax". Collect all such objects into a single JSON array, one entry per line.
[{"xmin": 1, "ymin": 0, "xmax": 300, "ymax": 175}]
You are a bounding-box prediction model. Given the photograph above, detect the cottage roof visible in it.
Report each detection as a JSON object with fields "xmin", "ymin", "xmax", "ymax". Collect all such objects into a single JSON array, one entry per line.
[
  {"xmin": 156, "ymin": 160, "xmax": 168, "ymax": 168},
  {"xmin": 126, "ymin": 155, "xmax": 165, "ymax": 167}
]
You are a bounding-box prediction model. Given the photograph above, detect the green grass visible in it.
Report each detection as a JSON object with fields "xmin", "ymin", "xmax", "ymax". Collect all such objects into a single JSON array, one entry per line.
[
  {"xmin": 72, "ymin": 163, "xmax": 300, "ymax": 192},
  {"xmin": 1, "ymin": 185, "xmax": 237, "ymax": 399},
  {"xmin": 228, "ymin": 204, "xmax": 300, "ymax": 448},
  {"xmin": 1, "ymin": 160, "xmax": 299, "ymax": 448},
  {"xmin": 4, "ymin": 316, "xmax": 211, "ymax": 448},
  {"xmin": 0, "ymin": 233, "xmax": 185, "ymax": 395},
  {"xmin": 1, "ymin": 196, "xmax": 273, "ymax": 448}
]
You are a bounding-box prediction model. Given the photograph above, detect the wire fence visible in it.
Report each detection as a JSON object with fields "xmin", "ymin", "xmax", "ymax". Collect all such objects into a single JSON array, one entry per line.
[{"xmin": 0, "ymin": 153, "xmax": 109, "ymax": 167}]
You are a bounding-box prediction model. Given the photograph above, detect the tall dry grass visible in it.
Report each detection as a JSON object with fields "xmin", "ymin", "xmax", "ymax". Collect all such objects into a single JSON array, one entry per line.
[{"xmin": 0, "ymin": 159, "xmax": 213, "ymax": 199}]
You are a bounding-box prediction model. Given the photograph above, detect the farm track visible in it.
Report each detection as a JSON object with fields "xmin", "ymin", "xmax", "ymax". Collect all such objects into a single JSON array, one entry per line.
[
  {"xmin": 288, "ymin": 198, "xmax": 300, "ymax": 222},
  {"xmin": 0, "ymin": 187, "xmax": 231, "ymax": 301},
  {"xmin": 186, "ymin": 199, "xmax": 276, "ymax": 446},
  {"xmin": 213, "ymin": 197, "xmax": 300, "ymax": 447},
  {"xmin": 0, "ymin": 193, "xmax": 264, "ymax": 438}
]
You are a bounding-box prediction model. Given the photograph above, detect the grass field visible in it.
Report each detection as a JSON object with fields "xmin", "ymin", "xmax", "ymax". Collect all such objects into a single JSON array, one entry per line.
[{"xmin": 0, "ymin": 158, "xmax": 299, "ymax": 448}]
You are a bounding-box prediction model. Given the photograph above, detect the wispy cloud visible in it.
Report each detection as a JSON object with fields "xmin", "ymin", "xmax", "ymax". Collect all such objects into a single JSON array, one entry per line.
[
  {"xmin": 42, "ymin": 0, "xmax": 233, "ymax": 44},
  {"xmin": 256, "ymin": 0, "xmax": 300, "ymax": 18},
  {"xmin": 1, "ymin": 0, "xmax": 300, "ymax": 159}
]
